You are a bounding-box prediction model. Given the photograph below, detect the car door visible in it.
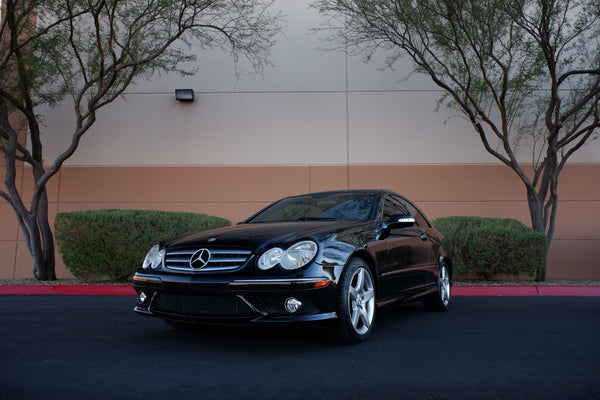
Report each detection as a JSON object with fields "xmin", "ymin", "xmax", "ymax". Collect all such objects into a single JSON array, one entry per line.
[
  {"xmin": 377, "ymin": 195, "xmax": 431, "ymax": 299},
  {"xmin": 404, "ymin": 198, "xmax": 439, "ymax": 285}
]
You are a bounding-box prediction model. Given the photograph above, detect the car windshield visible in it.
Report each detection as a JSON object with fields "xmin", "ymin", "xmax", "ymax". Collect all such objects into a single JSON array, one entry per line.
[{"xmin": 247, "ymin": 192, "xmax": 379, "ymax": 223}]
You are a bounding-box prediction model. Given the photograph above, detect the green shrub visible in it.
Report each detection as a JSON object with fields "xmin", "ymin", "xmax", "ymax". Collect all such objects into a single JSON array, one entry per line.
[
  {"xmin": 432, "ymin": 216, "xmax": 548, "ymax": 280},
  {"xmin": 55, "ymin": 209, "xmax": 230, "ymax": 282}
]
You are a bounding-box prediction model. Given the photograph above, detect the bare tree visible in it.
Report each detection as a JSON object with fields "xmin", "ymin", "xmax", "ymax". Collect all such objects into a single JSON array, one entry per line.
[
  {"xmin": 0, "ymin": 0, "xmax": 281, "ymax": 280},
  {"xmin": 313, "ymin": 0, "xmax": 600, "ymax": 280}
]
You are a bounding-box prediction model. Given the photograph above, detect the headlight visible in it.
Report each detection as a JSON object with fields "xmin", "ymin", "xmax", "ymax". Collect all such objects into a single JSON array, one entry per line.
[
  {"xmin": 258, "ymin": 241, "xmax": 318, "ymax": 271},
  {"xmin": 257, "ymin": 247, "xmax": 284, "ymax": 270},
  {"xmin": 281, "ymin": 241, "xmax": 318, "ymax": 270},
  {"xmin": 142, "ymin": 244, "xmax": 165, "ymax": 270}
]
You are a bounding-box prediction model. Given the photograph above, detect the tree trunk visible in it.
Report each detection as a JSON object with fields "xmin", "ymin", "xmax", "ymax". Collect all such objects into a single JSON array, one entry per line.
[
  {"xmin": 527, "ymin": 189, "xmax": 546, "ymax": 233},
  {"xmin": 32, "ymin": 164, "xmax": 57, "ymax": 280},
  {"xmin": 526, "ymin": 191, "xmax": 546, "ymax": 281},
  {"xmin": 23, "ymin": 187, "xmax": 57, "ymax": 281},
  {"xmin": 29, "ymin": 224, "xmax": 56, "ymax": 280},
  {"xmin": 36, "ymin": 197, "xmax": 56, "ymax": 280},
  {"xmin": 526, "ymin": 177, "xmax": 555, "ymax": 282}
]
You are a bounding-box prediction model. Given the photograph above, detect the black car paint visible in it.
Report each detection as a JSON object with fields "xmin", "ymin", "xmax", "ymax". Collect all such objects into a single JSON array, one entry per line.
[{"xmin": 133, "ymin": 190, "xmax": 450, "ymax": 325}]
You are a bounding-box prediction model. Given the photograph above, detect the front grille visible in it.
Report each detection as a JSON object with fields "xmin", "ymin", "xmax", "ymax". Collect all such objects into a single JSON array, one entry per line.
[
  {"xmin": 164, "ymin": 247, "xmax": 252, "ymax": 272},
  {"xmin": 154, "ymin": 294, "xmax": 253, "ymax": 317}
]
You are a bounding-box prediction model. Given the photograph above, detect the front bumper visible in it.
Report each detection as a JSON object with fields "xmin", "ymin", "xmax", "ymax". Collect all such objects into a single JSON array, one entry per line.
[{"xmin": 133, "ymin": 273, "xmax": 338, "ymax": 324}]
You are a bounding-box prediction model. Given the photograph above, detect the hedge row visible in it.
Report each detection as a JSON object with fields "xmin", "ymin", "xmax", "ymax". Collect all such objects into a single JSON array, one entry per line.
[
  {"xmin": 55, "ymin": 209, "xmax": 230, "ymax": 282},
  {"xmin": 432, "ymin": 216, "xmax": 548, "ymax": 280},
  {"xmin": 55, "ymin": 210, "xmax": 547, "ymax": 282}
]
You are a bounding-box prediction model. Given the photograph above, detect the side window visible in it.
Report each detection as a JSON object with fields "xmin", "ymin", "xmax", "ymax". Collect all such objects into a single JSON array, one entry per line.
[
  {"xmin": 387, "ymin": 195, "xmax": 431, "ymax": 228},
  {"xmin": 404, "ymin": 201, "xmax": 430, "ymax": 228},
  {"xmin": 382, "ymin": 196, "xmax": 409, "ymax": 221}
]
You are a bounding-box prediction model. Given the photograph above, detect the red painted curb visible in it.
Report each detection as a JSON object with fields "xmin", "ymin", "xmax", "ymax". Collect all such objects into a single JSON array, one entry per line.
[
  {"xmin": 52, "ymin": 285, "xmax": 136, "ymax": 295},
  {"xmin": 453, "ymin": 286, "xmax": 539, "ymax": 296},
  {"xmin": 0, "ymin": 285, "xmax": 598, "ymax": 296},
  {"xmin": 0, "ymin": 286, "xmax": 54, "ymax": 295},
  {"xmin": 536, "ymin": 286, "xmax": 600, "ymax": 297},
  {"xmin": 0, "ymin": 285, "xmax": 135, "ymax": 295}
]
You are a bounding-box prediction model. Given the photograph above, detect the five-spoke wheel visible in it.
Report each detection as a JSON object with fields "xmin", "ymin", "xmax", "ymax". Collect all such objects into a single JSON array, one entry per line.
[
  {"xmin": 347, "ymin": 264, "xmax": 376, "ymax": 336},
  {"xmin": 329, "ymin": 258, "xmax": 377, "ymax": 344},
  {"xmin": 424, "ymin": 262, "xmax": 451, "ymax": 311}
]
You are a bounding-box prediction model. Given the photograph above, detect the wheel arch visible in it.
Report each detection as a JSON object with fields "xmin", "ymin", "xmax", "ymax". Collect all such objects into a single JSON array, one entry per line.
[{"xmin": 347, "ymin": 249, "xmax": 379, "ymax": 291}]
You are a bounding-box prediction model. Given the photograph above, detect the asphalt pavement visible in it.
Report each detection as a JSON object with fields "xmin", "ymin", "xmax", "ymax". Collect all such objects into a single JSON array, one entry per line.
[{"xmin": 1, "ymin": 295, "xmax": 599, "ymax": 400}]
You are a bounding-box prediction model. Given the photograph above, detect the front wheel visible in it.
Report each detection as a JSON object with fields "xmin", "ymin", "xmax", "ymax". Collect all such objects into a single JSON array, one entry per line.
[
  {"xmin": 424, "ymin": 262, "xmax": 451, "ymax": 311},
  {"xmin": 327, "ymin": 258, "xmax": 376, "ymax": 344}
]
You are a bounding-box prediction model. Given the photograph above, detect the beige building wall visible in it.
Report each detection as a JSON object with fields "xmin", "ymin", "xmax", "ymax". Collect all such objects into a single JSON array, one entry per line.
[
  {"xmin": 2, "ymin": 1, "xmax": 599, "ymax": 279},
  {"xmin": 2, "ymin": 164, "xmax": 599, "ymax": 280}
]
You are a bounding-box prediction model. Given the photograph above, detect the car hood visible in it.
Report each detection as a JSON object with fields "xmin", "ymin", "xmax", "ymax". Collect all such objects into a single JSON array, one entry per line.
[{"xmin": 161, "ymin": 220, "xmax": 376, "ymax": 251}]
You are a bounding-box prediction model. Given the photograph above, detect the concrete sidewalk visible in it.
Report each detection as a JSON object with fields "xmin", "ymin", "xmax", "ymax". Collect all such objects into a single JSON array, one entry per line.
[{"xmin": 1, "ymin": 284, "xmax": 599, "ymax": 296}]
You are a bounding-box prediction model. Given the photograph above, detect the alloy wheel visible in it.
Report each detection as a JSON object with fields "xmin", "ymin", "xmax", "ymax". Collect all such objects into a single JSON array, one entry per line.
[
  {"xmin": 439, "ymin": 264, "xmax": 451, "ymax": 307},
  {"xmin": 347, "ymin": 267, "xmax": 375, "ymax": 335}
]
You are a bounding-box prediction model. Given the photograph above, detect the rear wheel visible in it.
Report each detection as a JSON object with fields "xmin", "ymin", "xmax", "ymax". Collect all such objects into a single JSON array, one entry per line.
[
  {"xmin": 424, "ymin": 262, "xmax": 451, "ymax": 311},
  {"xmin": 327, "ymin": 258, "xmax": 376, "ymax": 344}
]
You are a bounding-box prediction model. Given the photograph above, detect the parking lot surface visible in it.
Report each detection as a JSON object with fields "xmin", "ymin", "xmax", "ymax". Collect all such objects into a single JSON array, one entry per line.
[{"xmin": 1, "ymin": 295, "xmax": 599, "ymax": 399}]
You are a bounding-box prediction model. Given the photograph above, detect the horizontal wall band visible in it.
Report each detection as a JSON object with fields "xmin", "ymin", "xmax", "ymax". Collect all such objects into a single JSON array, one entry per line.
[{"xmin": 2, "ymin": 163, "xmax": 599, "ymax": 280}]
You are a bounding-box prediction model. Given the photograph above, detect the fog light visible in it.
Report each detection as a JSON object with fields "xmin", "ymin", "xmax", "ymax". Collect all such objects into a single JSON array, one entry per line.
[
  {"xmin": 285, "ymin": 297, "xmax": 302, "ymax": 313},
  {"xmin": 138, "ymin": 291, "xmax": 147, "ymax": 304}
]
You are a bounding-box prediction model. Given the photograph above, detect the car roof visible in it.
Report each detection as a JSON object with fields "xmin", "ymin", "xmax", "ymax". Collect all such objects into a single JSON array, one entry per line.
[{"xmin": 282, "ymin": 189, "xmax": 394, "ymax": 198}]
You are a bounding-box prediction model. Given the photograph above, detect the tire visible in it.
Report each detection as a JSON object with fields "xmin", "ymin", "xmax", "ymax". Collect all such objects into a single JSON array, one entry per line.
[
  {"xmin": 327, "ymin": 258, "xmax": 376, "ymax": 344},
  {"xmin": 424, "ymin": 262, "xmax": 451, "ymax": 311}
]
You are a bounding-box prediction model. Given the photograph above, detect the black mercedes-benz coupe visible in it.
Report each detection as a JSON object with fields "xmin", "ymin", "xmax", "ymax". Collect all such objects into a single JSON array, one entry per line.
[{"xmin": 133, "ymin": 189, "xmax": 452, "ymax": 343}]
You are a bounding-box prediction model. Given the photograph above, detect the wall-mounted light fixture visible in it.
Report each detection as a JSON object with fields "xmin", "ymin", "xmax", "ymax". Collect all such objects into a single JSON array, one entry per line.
[{"xmin": 175, "ymin": 89, "xmax": 195, "ymax": 102}]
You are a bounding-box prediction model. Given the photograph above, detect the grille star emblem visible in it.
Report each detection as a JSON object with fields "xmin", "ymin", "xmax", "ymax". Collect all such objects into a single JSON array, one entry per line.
[{"xmin": 190, "ymin": 248, "xmax": 211, "ymax": 269}]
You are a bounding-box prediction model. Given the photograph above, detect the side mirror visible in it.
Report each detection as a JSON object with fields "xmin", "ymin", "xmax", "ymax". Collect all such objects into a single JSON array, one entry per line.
[
  {"xmin": 386, "ymin": 214, "xmax": 415, "ymax": 230},
  {"xmin": 376, "ymin": 214, "xmax": 416, "ymax": 240}
]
